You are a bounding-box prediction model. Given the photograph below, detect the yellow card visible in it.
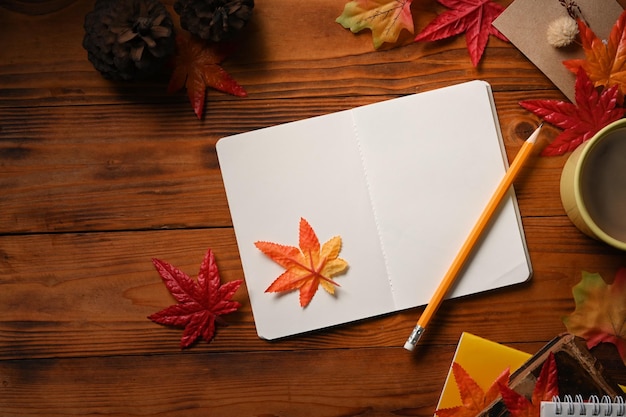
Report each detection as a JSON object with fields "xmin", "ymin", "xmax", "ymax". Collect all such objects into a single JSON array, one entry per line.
[{"xmin": 436, "ymin": 332, "xmax": 532, "ymax": 412}]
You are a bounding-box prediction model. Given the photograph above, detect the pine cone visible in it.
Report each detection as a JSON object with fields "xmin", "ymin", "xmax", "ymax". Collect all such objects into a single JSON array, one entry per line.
[
  {"xmin": 83, "ymin": 0, "xmax": 176, "ymax": 81},
  {"xmin": 174, "ymin": 0, "xmax": 254, "ymax": 42}
]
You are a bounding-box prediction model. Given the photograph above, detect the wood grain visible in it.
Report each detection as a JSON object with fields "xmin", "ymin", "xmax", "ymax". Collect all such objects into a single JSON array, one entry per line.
[
  {"xmin": 0, "ymin": 346, "xmax": 456, "ymax": 417},
  {"xmin": 0, "ymin": 94, "xmax": 565, "ymax": 234},
  {"xmin": 1, "ymin": 0, "xmax": 625, "ymax": 416},
  {"xmin": 0, "ymin": 219, "xmax": 622, "ymax": 361}
]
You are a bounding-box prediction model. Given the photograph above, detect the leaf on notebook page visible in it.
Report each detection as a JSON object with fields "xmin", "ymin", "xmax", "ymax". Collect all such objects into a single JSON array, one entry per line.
[
  {"xmin": 563, "ymin": 269, "xmax": 626, "ymax": 366},
  {"xmin": 148, "ymin": 249, "xmax": 243, "ymax": 349},
  {"xmin": 519, "ymin": 68, "xmax": 624, "ymax": 156},
  {"xmin": 255, "ymin": 218, "xmax": 349, "ymax": 307},
  {"xmin": 435, "ymin": 363, "xmax": 510, "ymax": 417},
  {"xmin": 414, "ymin": 0, "xmax": 508, "ymax": 67},
  {"xmin": 336, "ymin": 0, "xmax": 414, "ymax": 49},
  {"xmin": 563, "ymin": 10, "xmax": 626, "ymax": 97},
  {"xmin": 499, "ymin": 353, "xmax": 559, "ymax": 417},
  {"xmin": 167, "ymin": 33, "xmax": 247, "ymax": 120}
]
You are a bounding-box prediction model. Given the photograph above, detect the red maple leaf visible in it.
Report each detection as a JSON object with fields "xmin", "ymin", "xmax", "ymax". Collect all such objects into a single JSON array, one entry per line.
[
  {"xmin": 520, "ymin": 68, "xmax": 625, "ymax": 156},
  {"xmin": 435, "ymin": 363, "xmax": 510, "ymax": 417},
  {"xmin": 167, "ymin": 33, "xmax": 247, "ymax": 120},
  {"xmin": 499, "ymin": 353, "xmax": 559, "ymax": 417},
  {"xmin": 414, "ymin": 0, "xmax": 508, "ymax": 67},
  {"xmin": 255, "ymin": 218, "xmax": 349, "ymax": 307},
  {"xmin": 148, "ymin": 249, "xmax": 243, "ymax": 349}
]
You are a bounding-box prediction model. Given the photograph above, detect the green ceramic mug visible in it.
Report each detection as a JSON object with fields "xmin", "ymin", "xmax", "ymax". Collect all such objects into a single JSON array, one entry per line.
[{"xmin": 560, "ymin": 119, "xmax": 626, "ymax": 251}]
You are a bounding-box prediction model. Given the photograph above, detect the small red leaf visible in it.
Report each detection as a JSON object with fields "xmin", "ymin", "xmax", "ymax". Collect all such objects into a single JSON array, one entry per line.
[
  {"xmin": 531, "ymin": 353, "xmax": 559, "ymax": 407},
  {"xmin": 499, "ymin": 353, "xmax": 559, "ymax": 417},
  {"xmin": 167, "ymin": 33, "xmax": 247, "ymax": 120},
  {"xmin": 414, "ymin": 0, "xmax": 508, "ymax": 67},
  {"xmin": 499, "ymin": 384, "xmax": 533, "ymax": 417},
  {"xmin": 148, "ymin": 249, "xmax": 243, "ymax": 349}
]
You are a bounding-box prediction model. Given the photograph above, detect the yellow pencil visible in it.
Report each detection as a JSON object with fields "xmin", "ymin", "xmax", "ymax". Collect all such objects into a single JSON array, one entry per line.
[{"xmin": 404, "ymin": 123, "xmax": 543, "ymax": 351}]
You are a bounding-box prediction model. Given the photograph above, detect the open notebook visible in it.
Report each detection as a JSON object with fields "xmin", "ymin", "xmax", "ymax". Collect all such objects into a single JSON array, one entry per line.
[{"xmin": 217, "ymin": 80, "xmax": 532, "ymax": 340}]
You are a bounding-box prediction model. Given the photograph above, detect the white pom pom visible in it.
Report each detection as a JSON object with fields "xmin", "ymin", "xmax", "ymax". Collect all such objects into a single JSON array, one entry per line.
[{"xmin": 547, "ymin": 16, "xmax": 579, "ymax": 47}]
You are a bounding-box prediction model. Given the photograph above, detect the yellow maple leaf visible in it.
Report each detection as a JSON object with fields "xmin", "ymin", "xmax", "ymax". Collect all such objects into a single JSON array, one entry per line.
[{"xmin": 336, "ymin": 0, "xmax": 414, "ymax": 49}]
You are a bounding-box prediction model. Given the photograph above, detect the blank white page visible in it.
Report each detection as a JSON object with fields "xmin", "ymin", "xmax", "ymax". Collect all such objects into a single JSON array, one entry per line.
[
  {"xmin": 351, "ymin": 81, "xmax": 531, "ymax": 310},
  {"xmin": 217, "ymin": 111, "xmax": 395, "ymax": 340}
]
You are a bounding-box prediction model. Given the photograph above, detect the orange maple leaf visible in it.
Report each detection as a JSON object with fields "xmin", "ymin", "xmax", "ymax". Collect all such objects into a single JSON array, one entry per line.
[
  {"xmin": 167, "ymin": 33, "xmax": 247, "ymax": 120},
  {"xmin": 563, "ymin": 11, "xmax": 626, "ymax": 97},
  {"xmin": 499, "ymin": 353, "xmax": 559, "ymax": 417},
  {"xmin": 435, "ymin": 363, "xmax": 510, "ymax": 417},
  {"xmin": 255, "ymin": 218, "xmax": 349, "ymax": 307}
]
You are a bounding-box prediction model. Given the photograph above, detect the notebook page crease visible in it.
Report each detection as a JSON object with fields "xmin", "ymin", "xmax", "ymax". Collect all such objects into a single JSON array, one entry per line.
[{"xmin": 349, "ymin": 109, "xmax": 397, "ymax": 305}]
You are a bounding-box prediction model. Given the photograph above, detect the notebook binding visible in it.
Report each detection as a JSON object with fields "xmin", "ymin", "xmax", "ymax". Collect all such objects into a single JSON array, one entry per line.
[{"xmin": 550, "ymin": 395, "xmax": 625, "ymax": 416}]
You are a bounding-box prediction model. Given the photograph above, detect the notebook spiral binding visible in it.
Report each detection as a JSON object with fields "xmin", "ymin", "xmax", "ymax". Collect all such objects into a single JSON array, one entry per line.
[{"xmin": 550, "ymin": 395, "xmax": 625, "ymax": 417}]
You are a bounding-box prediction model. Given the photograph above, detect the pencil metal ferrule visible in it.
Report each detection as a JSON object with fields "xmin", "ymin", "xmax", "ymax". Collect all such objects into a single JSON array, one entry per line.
[{"xmin": 403, "ymin": 325, "xmax": 425, "ymax": 351}]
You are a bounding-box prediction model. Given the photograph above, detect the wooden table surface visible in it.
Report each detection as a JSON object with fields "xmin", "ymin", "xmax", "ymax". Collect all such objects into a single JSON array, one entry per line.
[{"xmin": 1, "ymin": 1, "xmax": 625, "ymax": 416}]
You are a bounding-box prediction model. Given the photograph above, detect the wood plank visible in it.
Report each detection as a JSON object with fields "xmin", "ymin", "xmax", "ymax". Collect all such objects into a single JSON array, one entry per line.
[
  {"xmin": 0, "ymin": 0, "xmax": 553, "ymax": 108},
  {"xmin": 0, "ymin": 92, "xmax": 568, "ymax": 235},
  {"xmin": 0, "ymin": 342, "xmax": 547, "ymax": 417},
  {"xmin": 1, "ymin": 220, "xmax": 623, "ymax": 360}
]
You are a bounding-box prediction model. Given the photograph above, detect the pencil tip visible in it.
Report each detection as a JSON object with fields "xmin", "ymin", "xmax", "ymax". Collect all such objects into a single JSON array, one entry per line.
[{"xmin": 527, "ymin": 123, "xmax": 543, "ymax": 144}]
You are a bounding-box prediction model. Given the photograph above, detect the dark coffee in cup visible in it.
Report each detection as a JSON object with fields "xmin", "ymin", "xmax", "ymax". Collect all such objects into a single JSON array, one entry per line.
[{"xmin": 580, "ymin": 127, "xmax": 626, "ymax": 243}]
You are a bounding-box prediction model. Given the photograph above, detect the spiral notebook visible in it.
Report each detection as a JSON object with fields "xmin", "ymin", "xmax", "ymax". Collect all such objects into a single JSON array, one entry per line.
[
  {"xmin": 217, "ymin": 80, "xmax": 532, "ymax": 340},
  {"xmin": 541, "ymin": 396, "xmax": 625, "ymax": 417}
]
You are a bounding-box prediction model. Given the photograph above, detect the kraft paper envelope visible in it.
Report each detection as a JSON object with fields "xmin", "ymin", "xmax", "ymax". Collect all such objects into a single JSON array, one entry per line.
[
  {"xmin": 217, "ymin": 81, "xmax": 532, "ymax": 340},
  {"xmin": 494, "ymin": 0, "xmax": 623, "ymax": 102}
]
